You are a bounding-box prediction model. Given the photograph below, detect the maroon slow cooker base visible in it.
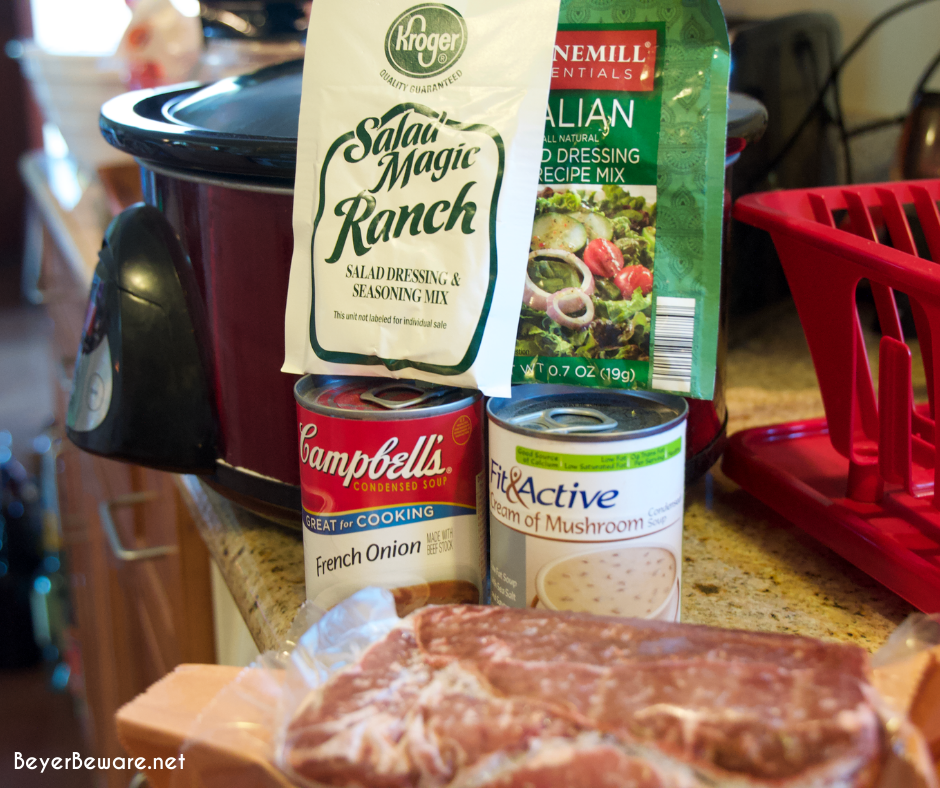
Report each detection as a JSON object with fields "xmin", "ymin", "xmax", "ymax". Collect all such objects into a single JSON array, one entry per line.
[
  {"xmin": 141, "ymin": 159, "xmax": 731, "ymax": 514},
  {"xmin": 140, "ymin": 163, "xmax": 735, "ymax": 517},
  {"xmin": 143, "ymin": 167, "xmax": 302, "ymax": 489}
]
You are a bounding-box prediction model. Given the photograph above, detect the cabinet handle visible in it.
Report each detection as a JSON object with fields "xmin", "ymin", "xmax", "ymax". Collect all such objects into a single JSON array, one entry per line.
[
  {"xmin": 21, "ymin": 201, "xmax": 46, "ymax": 305},
  {"xmin": 98, "ymin": 492, "xmax": 178, "ymax": 562}
]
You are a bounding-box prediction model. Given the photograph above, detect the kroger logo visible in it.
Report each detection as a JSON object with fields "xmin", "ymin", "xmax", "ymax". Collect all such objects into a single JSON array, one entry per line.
[{"xmin": 385, "ymin": 3, "xmax": 467, "ymax": 79}]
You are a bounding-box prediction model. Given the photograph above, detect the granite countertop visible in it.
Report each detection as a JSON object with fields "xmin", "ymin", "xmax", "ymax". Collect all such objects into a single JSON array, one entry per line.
[{"xmin": 180, "ymin": 300, "xmax": 919, "ymax": 653}]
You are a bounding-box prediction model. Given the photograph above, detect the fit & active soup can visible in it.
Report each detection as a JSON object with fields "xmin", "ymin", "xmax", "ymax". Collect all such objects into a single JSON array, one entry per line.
[
  {"xmin": 487, "ymin": 384, "xmax": 688, "ymax": 620},
  {"xmin": 295, "ymin": 377, "xmax": 486, "ymax": 615}
]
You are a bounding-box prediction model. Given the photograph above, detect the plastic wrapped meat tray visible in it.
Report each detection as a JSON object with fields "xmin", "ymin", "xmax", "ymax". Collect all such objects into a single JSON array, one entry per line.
[{"xmin": 283, "ymin": 605, "xmax": 883, "ymax": 788}]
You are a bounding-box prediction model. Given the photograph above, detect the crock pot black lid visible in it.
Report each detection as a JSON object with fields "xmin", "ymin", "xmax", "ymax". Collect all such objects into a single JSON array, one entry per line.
[
  {"xmin": 201, "ymin": 1, "xmax": 308, "ymax": 41},
  {"xmin": 101, "ymin": 57, "xmax": 767, "ymax": 183},
  {"xmin": 166, "ymin": 60, "xmax": 302, "ymax": 137},
  {"xmin": 99, "ymin": 59, "xmax": 303, "ymax": 183}
]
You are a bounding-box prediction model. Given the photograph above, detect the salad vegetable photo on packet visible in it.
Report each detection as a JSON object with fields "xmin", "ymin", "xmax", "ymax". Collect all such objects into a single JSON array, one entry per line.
[{"xmin": 519, "ymin": 184, "xmax": 657, "ymax": 364}]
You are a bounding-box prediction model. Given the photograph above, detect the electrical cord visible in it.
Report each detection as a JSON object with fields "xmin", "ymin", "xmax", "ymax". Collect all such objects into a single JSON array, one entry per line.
[
  {"xmin": 913, "ymin": 46, "xmax": 940, "ymax": 100},
  {"xmin": 844, "ymin": 113, "xmax": 909, "ymax": 139},
  {"xmin": 751, "ymin": 0, "xmax": 940, "ymax": 188},
  {"xmin": 832, "ymin": 55, "xmax": 853, "ymax": 184},
  {"xmin": 842, "ymin": 45, "xmax": 940, "ymax": 139}
]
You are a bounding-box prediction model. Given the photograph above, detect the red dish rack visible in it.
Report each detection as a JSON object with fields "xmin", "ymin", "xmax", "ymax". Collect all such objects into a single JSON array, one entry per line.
[{"xmin": 726, "ymin": 180, "xmax": 940, "ymax": 613}]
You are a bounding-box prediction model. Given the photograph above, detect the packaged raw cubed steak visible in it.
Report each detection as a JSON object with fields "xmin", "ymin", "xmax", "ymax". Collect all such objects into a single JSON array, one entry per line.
[{"xmin": 513, "ymin": 0, "xmax": 730, "ymax": 399}]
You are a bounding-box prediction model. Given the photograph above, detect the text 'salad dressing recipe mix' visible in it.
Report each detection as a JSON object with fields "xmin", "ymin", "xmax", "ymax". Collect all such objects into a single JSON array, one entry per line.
[{"xmin": 285, "ymin": 0, "xmax": 562, "ymax": 396}]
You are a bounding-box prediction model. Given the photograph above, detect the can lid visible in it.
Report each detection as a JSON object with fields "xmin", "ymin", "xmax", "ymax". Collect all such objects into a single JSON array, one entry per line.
[
  {"xmin": 295, "ymin": 376, "xmax": 480, "ymax": 420},
  {"xmin": 359, "ymin": 382, "xmax": 453, "ymax": 411},
  {"xmin": 487, "ymin": 384, "xmax": 687, "ymax": 441},
  {"xmin": 505, "ymin": 406, "xmax": 620, "ymax": 435}
]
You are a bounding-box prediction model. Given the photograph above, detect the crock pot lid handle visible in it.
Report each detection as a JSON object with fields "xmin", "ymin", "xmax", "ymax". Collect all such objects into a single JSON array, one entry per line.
[
  {"xmin": 360, "ymin": 383, "xmax": 449, "ymax": 410},
  {"xmin": 507, "ymin": 407, "xmax": 619, "ymax": 434}
]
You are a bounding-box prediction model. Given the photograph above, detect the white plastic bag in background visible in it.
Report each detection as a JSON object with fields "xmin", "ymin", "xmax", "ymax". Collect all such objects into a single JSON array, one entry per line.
[{"xmin": 117, "ymin": 0, "xmax": 202, "ymax": 88}]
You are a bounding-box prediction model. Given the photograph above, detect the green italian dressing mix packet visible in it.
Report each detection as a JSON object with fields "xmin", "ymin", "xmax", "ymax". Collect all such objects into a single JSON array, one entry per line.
[
  {"xmin": 513, "ymin": 0, "xmax": 730, "ymax": 398},
  {"xmin": 284, "ymin": 0, "xmax": 561, "ymax": 397}
]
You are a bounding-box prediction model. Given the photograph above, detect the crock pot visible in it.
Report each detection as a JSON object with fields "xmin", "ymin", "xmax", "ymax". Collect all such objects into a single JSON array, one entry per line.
[
  {"xmin": 66, "ymin": 60, "xmax": 766, "ymax": 521},
  {"xmin": 686, "ymin": 92, "xmax": 766, "ymax": 482}
]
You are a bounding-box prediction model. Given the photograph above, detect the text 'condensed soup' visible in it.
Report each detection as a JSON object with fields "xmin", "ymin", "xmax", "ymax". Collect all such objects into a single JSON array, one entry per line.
[{"xmin": 488, "ymin": 385, "xmax": 687, "ymax": 621}]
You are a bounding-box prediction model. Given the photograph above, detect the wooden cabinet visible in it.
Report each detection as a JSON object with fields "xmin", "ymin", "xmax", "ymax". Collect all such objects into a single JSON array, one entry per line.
[
  {"xmin": 57, "ymin": 449, "xmax": 215, "ymax": 788},
  {"xmin": 33, "ymin": 161, "xmax": 216, "ymax": 788}
]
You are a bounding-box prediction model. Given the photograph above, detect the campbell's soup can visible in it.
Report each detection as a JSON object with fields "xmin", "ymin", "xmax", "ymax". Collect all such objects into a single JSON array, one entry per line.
[
  {"xmin": 295, "ymin": 377, "xmax": 486, "ymax": 615},
  {"xmin": 487, "ymin": 385, "xmax": 688, "ymax": 621}
]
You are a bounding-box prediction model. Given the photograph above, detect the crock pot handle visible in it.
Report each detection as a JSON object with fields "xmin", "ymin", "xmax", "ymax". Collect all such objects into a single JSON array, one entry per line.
[{"xmin": 66, "ymin": 204, "xmax": 218, "ymax": 474}]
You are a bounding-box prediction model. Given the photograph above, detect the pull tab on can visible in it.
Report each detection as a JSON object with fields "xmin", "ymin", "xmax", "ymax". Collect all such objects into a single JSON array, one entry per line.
[
  {"xmin": 360, "ymin": 382, "xmax": 449, "ymax": 411},
  {"xmin": 506, "ymin": 407, "xmax": 619, "ymax": 435}
]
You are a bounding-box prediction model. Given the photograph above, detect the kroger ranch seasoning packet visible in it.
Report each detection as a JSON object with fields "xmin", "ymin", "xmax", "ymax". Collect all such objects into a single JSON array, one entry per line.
[
  {"xmin": 283, "ymin": 0, "xmax": 560, "ymax": 397},
  {"xmin": 514, "ymin": 0, "xmax": 730, "ymax": 399}
]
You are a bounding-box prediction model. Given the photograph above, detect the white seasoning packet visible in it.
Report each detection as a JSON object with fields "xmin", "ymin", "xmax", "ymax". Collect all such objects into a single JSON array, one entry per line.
[{"xmin": 283, "ymin": 0, "xmax": 560, "ymax": 397}]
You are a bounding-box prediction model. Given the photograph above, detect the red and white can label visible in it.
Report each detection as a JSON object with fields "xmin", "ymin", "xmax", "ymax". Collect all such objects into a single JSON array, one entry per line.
[{"xmin": 297, "ymin": 400, "xmax": 486, "ymax": 611}]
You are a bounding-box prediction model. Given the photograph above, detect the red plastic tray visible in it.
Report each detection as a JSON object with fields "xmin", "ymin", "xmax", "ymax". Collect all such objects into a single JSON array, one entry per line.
[
  {"xmin": 723, "ymin": 416, "xmax": 940, "ymax": 613},
  {"xmin": 728, "ymin": 180, "xmax": 940, "ymax": 611}
]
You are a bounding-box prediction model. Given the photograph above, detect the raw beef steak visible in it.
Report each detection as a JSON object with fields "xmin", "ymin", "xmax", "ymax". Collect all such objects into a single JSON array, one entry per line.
[{"xmin": 284, "ymin": 606, "xmax": 882, "ymax": 788}]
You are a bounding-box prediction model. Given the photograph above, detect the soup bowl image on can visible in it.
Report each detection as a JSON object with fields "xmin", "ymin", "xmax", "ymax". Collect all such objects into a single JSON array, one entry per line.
[
  {"xmin": 295, "ymin": 377, "xmax": 486, "ymax": 616},
  {"xmin": 534, "ymin": 546, "xmax": 680, "ymax": 620},
  {"xmin": 312, "ymin": 564, "xmax": 481, "ymax": 617},
  {"xmin": 488, "ymin": 385, "xmax": 687, "ymax": 621}
]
